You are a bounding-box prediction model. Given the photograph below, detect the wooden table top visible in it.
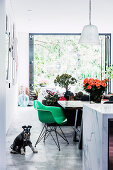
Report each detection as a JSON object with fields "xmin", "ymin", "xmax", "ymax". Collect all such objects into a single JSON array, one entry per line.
[{"xmin": 58, "ymin": 101, "xmax": 90, "ymax": 109}]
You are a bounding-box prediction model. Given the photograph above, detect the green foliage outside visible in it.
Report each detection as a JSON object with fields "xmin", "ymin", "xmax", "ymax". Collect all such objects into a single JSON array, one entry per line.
[
  {"xmin": 34, "ymin": 35, "xmax": 106, "ymax": 92},
  {"xmin": 105, "ymin": 65, "xmax": 113, "ymax": 79}
]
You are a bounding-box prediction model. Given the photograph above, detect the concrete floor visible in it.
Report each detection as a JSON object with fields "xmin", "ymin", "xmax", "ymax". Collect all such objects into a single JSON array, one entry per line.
[{"xmin": 6, "ymin": 107, "xmax": 83, "ymax": 170}]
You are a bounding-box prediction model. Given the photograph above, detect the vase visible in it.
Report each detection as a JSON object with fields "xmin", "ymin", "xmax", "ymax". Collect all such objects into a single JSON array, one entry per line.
[
  {"xmin": 90, "ymin": 93, "xmax": 102, "ymax": 103},
  {"xmin": 64, "ymin": 91, "xmax": 71, "ymax": 100}
]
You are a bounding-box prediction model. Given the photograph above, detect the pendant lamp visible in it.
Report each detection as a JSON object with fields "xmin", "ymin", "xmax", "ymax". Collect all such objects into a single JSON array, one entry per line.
[{"xmin": 79, "ymin": 0, "xmax": 99, "ymax": 45}]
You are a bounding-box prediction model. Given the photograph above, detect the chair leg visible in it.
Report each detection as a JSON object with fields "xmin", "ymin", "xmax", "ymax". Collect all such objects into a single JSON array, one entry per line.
[
  {"xmin": 54, "ymin": 128, "xmax": 60, "ymax": 151},
  {"xmin": 43, "ymin": 125, "xmax": 50, "ymax": 143},
  {"xmin": 43, "ymin": 129, "xmax": 47, "ymax": 143},
  {"xmin": 49, "ymin": 127, "xmax": 60, "ymax": 151},
  {"xmin": 35, "ymin": 124, "xmax": 46, "ymax": 147},
  {"xmin": 58, "ymin": 126, "xmax": 69, "ymax": 144},
  {"xmin": 35, "ymin": 125, "xmax": 68, "ymax": 151}
]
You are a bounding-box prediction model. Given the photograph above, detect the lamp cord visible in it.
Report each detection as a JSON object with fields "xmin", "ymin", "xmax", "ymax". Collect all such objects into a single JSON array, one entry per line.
[{"xmin": 89, "ymin": 0, "xmax": 91, "ymax": 25}]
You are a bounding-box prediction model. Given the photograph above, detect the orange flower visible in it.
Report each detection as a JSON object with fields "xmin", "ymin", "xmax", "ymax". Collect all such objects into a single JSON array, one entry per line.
[
  {"xmin": 95, "ymin": 79, "xmax": 101, "ymax": 83},
  {"xmin": 89, "ymin": 80, "xmax": 95, "ymax": 86},
  {"xmin": 86, "ymin": 85, "xmax": 92, "ymax": 90},
  {"xmin": 83, "ymin": 78, "xmax": 88, "ymax": 84},
  {"xmin": 96, "ymin": 82, "xmax": 101, "ymax": 87},
  {"xmin": 105, "ymin": 78, "xmax": 109, "ymax": 82},
  {"xmin": 101, "ymin": 83, "xmax": 107, "ymax": 87},
  {"xmin": 88, "ymin": 78, "xmax": 93, "ymax": 84},
  {"xmin": 102, "ymin": 80, "xmax": 105, "ymax": 83}
]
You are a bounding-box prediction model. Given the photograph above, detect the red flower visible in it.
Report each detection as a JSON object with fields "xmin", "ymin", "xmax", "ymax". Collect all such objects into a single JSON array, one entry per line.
[
  {"xmin": 83, "ymin": 78, "xmax": 88, "ymax": 84},
  {"xmin": 51, "ymin": 92, "xmax": 55, "ymax": 95},
  {"xmin": 58, "ymin": 97, "xmax": 67, "ymax": 101},
  {"xmin": 101, "ymin": 83, "xmax": 107, "ymax": 87},
  {"xmin": 96, "ymin": 82, "xmax": 101, "ymax": 87},
  {"xmin": 88, "ymin": 79, "xmax": 95, "ymax": 86},
  {"xmin": 86, "ymin": 85, "xmax": 92, "ymax": 90},
  {"xmin": 105, "ymin": 78, "xmax": 109, "ymax": 82}
]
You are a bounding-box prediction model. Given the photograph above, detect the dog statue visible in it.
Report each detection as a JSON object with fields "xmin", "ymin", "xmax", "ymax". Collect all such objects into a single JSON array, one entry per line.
[{"xmin": 10, "ymin": 125, "xmax": 38, "ymax": 155}]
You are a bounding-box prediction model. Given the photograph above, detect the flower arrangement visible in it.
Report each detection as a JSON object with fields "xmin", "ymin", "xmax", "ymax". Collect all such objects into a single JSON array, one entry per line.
[{"xmin": 83, "ymin": 78, "xmax": 109, "ymax": 103}]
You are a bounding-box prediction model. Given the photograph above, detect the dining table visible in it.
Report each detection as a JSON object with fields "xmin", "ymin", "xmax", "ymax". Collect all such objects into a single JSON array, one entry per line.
[{"xmin": 58, "ymin": 100, "xmax": 90, "ymax": 149}]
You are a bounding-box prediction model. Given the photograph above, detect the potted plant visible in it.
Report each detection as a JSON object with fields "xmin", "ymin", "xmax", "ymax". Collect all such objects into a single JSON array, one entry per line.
[
  {"xmin": 44, "ymin": 90, "xmax": 59, "ymax": 106},
  {"xmin": 83, "ymin": 78, "xmax": 109, "ymax": 103},
  {"xmin": 54, "ymin": 74, "xmax": 77, "ymax": 100}
]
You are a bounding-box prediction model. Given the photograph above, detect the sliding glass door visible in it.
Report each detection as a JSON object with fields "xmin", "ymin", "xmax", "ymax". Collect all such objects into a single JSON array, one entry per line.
[{"xmin": 29, "ymin": 33, "xmax": 111, "ymax": 95}]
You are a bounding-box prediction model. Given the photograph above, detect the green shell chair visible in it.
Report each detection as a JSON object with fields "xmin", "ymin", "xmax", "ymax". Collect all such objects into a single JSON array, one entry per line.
[{"xmin": 34, "ymin": 100, "xmax": 69, "ymax": 151}]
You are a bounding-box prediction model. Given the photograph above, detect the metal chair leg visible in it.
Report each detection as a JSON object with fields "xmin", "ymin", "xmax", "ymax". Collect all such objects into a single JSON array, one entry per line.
[
  {"xmin": 58, "ymin": 126, "xmax": 69, "ymax": 144},
  {"xmin": 43, "ymin": 128, "xmax": 47, "ymax": 143},
  {"xmin": 54, "ymin": 128, "xmax": 60, "ymax": 151},
  {"xmin": 43, "ymin": 125, "xmax": 51, "ymax": 143},
  {"xmin": 49, "ymin": 129, "xmax": 60, "ymax": 151},
  {"xmin": 35, "ymin": 124, "xmax": 46, "ymax": 147},
  {"xmin": 35, "ymin": 125, "xmax": 69, "ymax": 151}
]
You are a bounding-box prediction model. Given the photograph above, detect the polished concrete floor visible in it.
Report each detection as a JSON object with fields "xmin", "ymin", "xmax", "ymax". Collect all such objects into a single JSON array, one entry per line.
[{"xmin": 6, "ymin": 107, "xmax": 83, "ymax": 170}]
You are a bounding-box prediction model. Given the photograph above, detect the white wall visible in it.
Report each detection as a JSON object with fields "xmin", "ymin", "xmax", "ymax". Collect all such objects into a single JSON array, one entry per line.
[
  {"xmin": 17, "ymin": 32, "xmax": 29, "ymax": 88},
  {"xmin": 0, "ymin": 0, "xmax": 6, "ymax": 168},
  {"xmin": 6, "ymin": 85, "xmax": 18, "ymax": 131},
  {"xmin": 6, "ymin": 0, "xmax": 18, "ymax": 132}
]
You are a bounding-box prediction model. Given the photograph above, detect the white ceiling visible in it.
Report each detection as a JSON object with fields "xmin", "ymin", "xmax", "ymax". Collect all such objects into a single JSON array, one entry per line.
[{"xmin": 9, "ymin": 0, "xmax": 113, "ymax": 33}]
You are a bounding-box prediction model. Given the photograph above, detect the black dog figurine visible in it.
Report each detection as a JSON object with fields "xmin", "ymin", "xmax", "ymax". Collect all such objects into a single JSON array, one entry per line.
[{"xmin": 10, "ymin": 125, "xmax": 38, "ymax": 155}]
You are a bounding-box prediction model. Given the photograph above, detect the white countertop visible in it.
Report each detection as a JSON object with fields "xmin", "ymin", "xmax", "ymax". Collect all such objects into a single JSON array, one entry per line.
[{"xmin": 84, "ymin": 103, "xmax": 113, "ymax": 114}]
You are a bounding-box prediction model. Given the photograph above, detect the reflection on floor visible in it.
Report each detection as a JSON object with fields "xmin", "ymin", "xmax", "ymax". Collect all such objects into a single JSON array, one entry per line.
[{"xmin": 6, "ymin": 107, "xmax": 83, "ymax": 170}]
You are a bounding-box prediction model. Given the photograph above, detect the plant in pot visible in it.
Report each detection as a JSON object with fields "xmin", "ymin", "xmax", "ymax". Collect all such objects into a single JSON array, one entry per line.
[
  {"xmin": 54, "ymin": 74, "xmax": 77, "ymax": 100},
  {"xmin": 44, "ymin": 90, "xmax": 59, "ymax": 106},
  {"xmin": 83, "ymin": 78, "xmax": 109, "ymax": 103}
]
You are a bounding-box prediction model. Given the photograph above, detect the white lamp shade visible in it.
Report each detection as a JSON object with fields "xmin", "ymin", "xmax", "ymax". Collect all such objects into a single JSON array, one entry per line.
[{"xmin": 79, "ymin": 25, "xmax": 100, "ymax": 45}]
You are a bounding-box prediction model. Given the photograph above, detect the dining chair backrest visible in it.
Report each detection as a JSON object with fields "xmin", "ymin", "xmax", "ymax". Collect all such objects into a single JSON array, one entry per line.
[
  {"xmin": 34, "ymin": 100, "xmax": 45, "ymax": 110},
  {"xmin": 34, "ymin": 100, "xmax": 66, "ymax": 125},
  {"xmin": 34, "ymin": 100, "xmax": 56, "ymax": 124},
  {"xmin": 38, "ymin": 110, "xmax": 56, "ymax": 124}
]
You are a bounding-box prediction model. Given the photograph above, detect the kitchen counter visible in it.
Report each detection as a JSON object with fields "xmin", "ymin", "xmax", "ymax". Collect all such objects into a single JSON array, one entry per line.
[{"xmin": 83, "ymin": 104, "xmax": 113, "ymax": 170}]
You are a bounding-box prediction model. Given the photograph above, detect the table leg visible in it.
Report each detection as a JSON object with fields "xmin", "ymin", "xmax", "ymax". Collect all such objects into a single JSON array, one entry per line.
[
  {"xmin": 73, "ymin": 109, "xmax": 78, "ymax": 141},
  {"xmin": 78, "ymin": 114, "xmax": 83, "ymax": 149}
]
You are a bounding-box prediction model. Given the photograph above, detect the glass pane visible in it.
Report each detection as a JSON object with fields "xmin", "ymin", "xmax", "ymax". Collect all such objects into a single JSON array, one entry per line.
[{"xmin": 33, "ymin": 34, "xmax": 106, "ymax": 92}]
